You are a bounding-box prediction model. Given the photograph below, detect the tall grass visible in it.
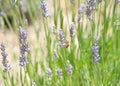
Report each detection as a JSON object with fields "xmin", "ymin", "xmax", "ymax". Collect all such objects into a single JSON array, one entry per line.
[{"xmin": 0, "ymin": 0, "xmax": 120, "ymax": 86}]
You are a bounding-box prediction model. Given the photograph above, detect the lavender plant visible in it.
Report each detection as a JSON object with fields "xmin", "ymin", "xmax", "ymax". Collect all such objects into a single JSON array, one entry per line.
[{"xmin": 0, "ymin": 0, "xmax": 120, "ymax": 86}]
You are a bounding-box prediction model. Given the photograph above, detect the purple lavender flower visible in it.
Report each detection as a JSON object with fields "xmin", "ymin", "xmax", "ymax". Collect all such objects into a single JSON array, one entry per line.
[
  {"xmin": 86, "ymin": 6, "xmax": 93, "ymax": 20},
  {"xmin": 56, "ymin": 68, "xmax": 62, "ymax": 79},
  {"xmin": 46, "ymin": 68, "xmax": 52, "ymax": 80},
  {"xmin": 57, "ymin": 29, "xmax": 66, "ymax": 47},
  {"xmin": 18, "ymin": 27, "xmax": 30, "ymax": 67},
  {"xmin": 19, "ymin": 55, "xmax": 28, "ymax": 66},
  {"xmin": 117, "ymin": 0, "xmax": 120, "ymax": 3},
  {"xmin": 65, "ymin": 60, "xmax": 73, "ymax": 74},
  {"xmin": 0, "ymin": 43, "xmax": 11, "ymax": 72},
  {"xmin": 78, "ymin": 4, "xmax": 87, "ymax": 13},
  {"xmin": 77, "ymin": 15, "xmax": 82, "ymax": 23},
  {"xmin": 70, "ymin": 22, "xmax": 75, "ymax": 37},
  {"xmin": 91, "ymin": 36, "xmax": 100, "ymax": 62},
  {"xmin": 41, "ymin": 1, "xmax": 48, "ymax": 17},
  {"xmin": 77, "ymin": 4, "xmax": 86, "ymax": 23},
  {"xmin": 87, "ymin": 0, "xmax": 95, "ymax": 7}
]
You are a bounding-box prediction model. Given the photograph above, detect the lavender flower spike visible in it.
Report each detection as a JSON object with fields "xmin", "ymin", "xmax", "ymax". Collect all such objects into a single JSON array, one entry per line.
[
  {"xmin": 57, "ymin": 29, "xmax": 66, "ymax": 47},
  {"xmin": 56, "ymin": 68, "xmax": 62, "ymax": 79},
  {"xmin": 41, "ymin": 1, "xmax": 48, "ymax": 17},
  {"xmin": 46, "ymin": 68, "xmax": 52, "ymax": 80},
  {"xmin": 78, "ymin": 4, "xmax": 87, "ymax": 13},
  {"xmin": 91, "ymin": 36, "xmax": 100, "ymax": 62},
  {"xmin": 18, "ymin": 27, "xmax": 30, "ymax": 67},
  {"xmin": 65, "ymin": 60, "xmax": 73, "ymax": 74},
  {"xmin": 70, "ymin": 22, "xmax": 75, "ymax": 37},
  {"xmin": 0, "ymin": 43, "xmax": 11, "ymax": 72}
]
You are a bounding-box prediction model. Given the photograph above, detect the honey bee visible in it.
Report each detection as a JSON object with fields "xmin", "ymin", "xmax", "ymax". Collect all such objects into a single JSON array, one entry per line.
[{"xmin": 65, "ymin": 41, "xmax": 70, "ymax": 48}]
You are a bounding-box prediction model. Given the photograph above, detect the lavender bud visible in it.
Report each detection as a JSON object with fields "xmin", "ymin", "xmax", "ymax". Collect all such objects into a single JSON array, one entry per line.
[
  {"xmin": 53, "ymin": 49, "xmax": 58, "ymax": 59},
  {"xmin": 0, "ymin": 43, "xmax": 11, "ymax": 72},
  {"xmin": 91, "ymin": 36, "xmax": 100, "ymax": 62},
  {"xmin": 19, "ymin": 55, "xmax": 28, "ymax": 66},
  {"xmin": 78, "ymin": 4, "xmax": 87, "ymax": 13},
  {"xmin": 18, "ymin": 27, "xmax": 29, "ymax": 67},
  {"xmin": 50, "ymin": 26, "xmax": 57, "ymax": 34},
  {"xmin": 56, "ymin": 68, "xmax": 62, "ymax": 79},
  {"xmin": 41, "ymin": 1, "xmax": 48, "ymax": 17},
  {"xmin": 87, "ymin": 0, "xmax": 95, "ymax": 7},
  {"xmin": 57, "ymin": 29, "xmax": 66, "ymax": 47},
  {"xmin": 0, "ymin": 42, "xmax": 5, "ymax": 51},
  {"xmin": 77, "ymin": 15, "xmax": 82, "ymax": 23},
  {"xmin": 46, "ymin": 68, "xmax": 52, "ymax": 79},
  {"xmin": 70, "ymin": 22, "xmax": 75, "ymax": 37},
  {"xmin": 65, "ymin": 60, "xmax": 73, "ymax": 74}
]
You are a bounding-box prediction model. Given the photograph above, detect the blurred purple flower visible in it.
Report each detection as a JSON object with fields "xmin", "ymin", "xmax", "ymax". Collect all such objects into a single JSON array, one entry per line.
[
  {"xmin": 41, "ymin": 1, "xmax": 48, "ymax": 17},
  {"xmin": 70, "ymin": 22, "xmax": 75, "ymax": 37},
  {"xmin": 78, "ymin": 4, "xmax": 87, "ymax": 13},
  {"xmin": 65, "ymin": 60, "xmax": 73, "ymax": 74},
  {"xmin": 18, "ymin": 27, "xmax": 30, "ymax": 67},
  {"xmin": 57, "ymin": 29, "xmax": 66, "ymax": 47},
  {"xmin": 0, "ymin": 43, "xmax": 11, "ymax": 72},
  {"xmin": 117, "ymin": 0, "xmax": 120, "ymax": 3},
  {"xmin": 91, "ymin": 36, "xmax": 100, "ymax": 62},
  {"xmin": 46, "ymin": 68, "xmax": 52, "ymax": 80},
  {"xmin": 56, "ymin": 68, "xmax": 62, "ymax": 79}
]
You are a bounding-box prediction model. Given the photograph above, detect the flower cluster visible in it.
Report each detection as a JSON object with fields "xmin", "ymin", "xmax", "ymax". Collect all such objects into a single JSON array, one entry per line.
[
  {"xmin": 18, "ymin": 27, "xmax": 30, "ymax": 67},
  {"xmin": 77, "ymin": 0, "xmax": 102, "ymax": 22},
  {"xmin": 46, "ymin": 60, "xmax": 73, "ymax": 80},
  {"xmin": 57, "ymin": 29, "xmax": 66, "ymax": 47},
  {"xmin": 56, "ymin": 68, "xmax": 62, "ymax": 79},
  {"xmin": 65, "ymin": 60, "xmax": 73, "ymax": 74},
  {"xmin": 0, "ymin": 43, "xmax": 11, "ymax": 72},
  {"xmin": 77, "ymin": 4, "xmax": 86, "ymax": 23},
  {"xmin": 91, "ymin": 36, "xmax": 100, "ymax": 62}
]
